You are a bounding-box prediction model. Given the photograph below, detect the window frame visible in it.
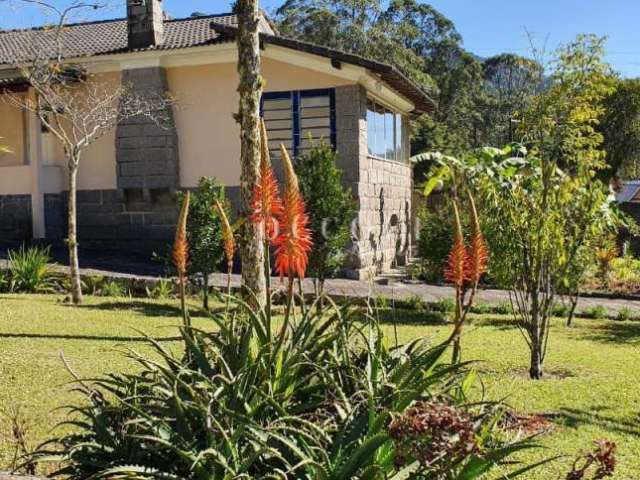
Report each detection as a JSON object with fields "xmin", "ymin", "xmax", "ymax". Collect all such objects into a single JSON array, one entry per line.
[
  {"xmin": 366, "ymin": 98, "xmax": 405, "ymax": 164},
  {"xmin": 261, "ymin": 88, "xmax": 336, "ymax": 158}
]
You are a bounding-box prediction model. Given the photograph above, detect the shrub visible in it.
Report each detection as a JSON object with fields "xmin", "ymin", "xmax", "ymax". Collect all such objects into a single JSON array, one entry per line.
[
  {"xmin": 582, "ymin": 305, "xmax": 609, "ymax": 320},
  {"xmin": 297, "ymin": 141, "xmax": 355, "ymax": 294},
  {"xmin": 100, "ymin": 280, "xmax": 125, "ymax": 298},
  {"xmin": 429, "ymin": 297, "xmax": 456, "ymax": 313},
  {"xmin": 8, "ymin": 245, "xmax": 54, "ymax": 293},
  {"xmin": 417, "ymin": 202, "xmax": 460, "ymax": 282},
  {"xmin": 82, "ymin": 275, "xmax": 105, "ymax": 296},
  {"xmin": 0, "ymin": 270, "xmax": 9, "ymax": 293},
  {"xmin": 552, "ymin": 301, "xmax": 572, "ymax": 318},
  {"xmin": 494, "ymin": 301, "xmax": 512, "ymax": 315},
  {"xmin": 37, "ymin": 296, "xmax": 546, "ymax": 479},
  {"xmin": 179, "ymin": 177, "xmax": 227, "ymax": 310},
  {"xmin": 145, "ymin": 279, "xmax": 174, "ymax": 300},
  {"xmin": 616, "ymin": 307, "xmax": 634, "ymax": 322},
  {"xmin": 470, "ymin": 302, "xmax": 494, "ymax": 314}
]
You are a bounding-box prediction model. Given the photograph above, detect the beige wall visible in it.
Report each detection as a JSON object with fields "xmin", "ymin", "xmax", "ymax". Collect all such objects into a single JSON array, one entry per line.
[
  {"xmin": 168, "ymin": 58, "xmax": 354, "ymax": 188},
  {"xmin": 0, "ymin": 166, "xmax": 31, "ymax": 194},
  {"xmin": 76, "ymin": 72, "xmax": 120, "ymax": 191},
  {"xmin": 0, "ymin": 98, "xmax": 27, "ymax": 168}
]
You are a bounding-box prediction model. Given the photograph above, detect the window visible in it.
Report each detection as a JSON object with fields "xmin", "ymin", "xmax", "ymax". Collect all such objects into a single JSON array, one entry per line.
[
  {"xmin": 0, "ymin": 99, "xmax": 27, "ymax": 167},
  {"xmin": 262, "ymin": 89, "xmax": 336, "ymax": 159},
  {"xmin": 366, "ymin": 99, "xmax": 405, "ymax": 162}
]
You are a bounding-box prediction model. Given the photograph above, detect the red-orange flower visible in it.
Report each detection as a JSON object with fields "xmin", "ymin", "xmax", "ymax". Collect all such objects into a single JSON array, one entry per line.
[
  {"xmin": 464, "ymin": 192, "xmax": 488, "ymax": 284},
  {"xmin": 445, "ymin": 232, "xmax": 469, "ymax": 287},
  {"xmin": 273, "ymin": 144, "xmax": 313, "ymax": 279},
  {"xmin": 465, "ymin": 231, "xmax": 488, "ymax": 284},
  {"xmin": 250, "ymin": 120, "xmax": 283, "ymax": 240},
  {"xmin": 173, "ymin": 192, "xmax": 190, "ymax": 278},
  {"xmin": 444, "ymin": 201, "xmax": 469, "ymax": 287}
]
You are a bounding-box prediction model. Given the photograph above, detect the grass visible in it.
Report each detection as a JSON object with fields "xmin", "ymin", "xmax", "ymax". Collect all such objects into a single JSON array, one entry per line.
[{"xmin": 0, "ymin": 295, "xmax": 639, "ymax": 478}]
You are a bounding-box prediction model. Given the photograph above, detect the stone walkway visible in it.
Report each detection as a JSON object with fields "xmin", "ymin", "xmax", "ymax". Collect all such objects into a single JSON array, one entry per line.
[{"xmin": 12, "ymin": 261, "xmax": 637, "ymax": 316}]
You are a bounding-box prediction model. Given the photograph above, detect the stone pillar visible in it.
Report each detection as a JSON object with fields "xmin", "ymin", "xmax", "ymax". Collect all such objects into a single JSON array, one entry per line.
[
  {"xmin": 335, "ymin": 85, "xmax": 413, "ymax": 280},
  {"xmin": 116, "ymin": 67, "xmax": 180, "ymax": 195},
  {"xmin": 26, "ymin": 89, "xmax": 46, "ymax": 239}
]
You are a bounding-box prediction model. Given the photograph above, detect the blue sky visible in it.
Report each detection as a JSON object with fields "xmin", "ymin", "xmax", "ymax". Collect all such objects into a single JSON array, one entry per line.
[{"xmin": 3, "ymin": 0, "xmax": 640, "ymax": 77}]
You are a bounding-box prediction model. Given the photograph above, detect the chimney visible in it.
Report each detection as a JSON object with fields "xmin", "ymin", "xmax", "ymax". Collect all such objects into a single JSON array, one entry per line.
[{"xmin": 127, "ymin": 0, "xmax": 165, "ymax": 50}]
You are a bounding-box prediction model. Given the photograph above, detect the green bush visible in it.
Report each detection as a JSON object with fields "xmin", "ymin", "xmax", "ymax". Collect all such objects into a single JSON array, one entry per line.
[
  {"xmin": 100, "ymin": 280, "xmax": 125, "ymax": 298},
  {"xmin": 617, "ymin": 307, "xmax": 634, "ymax": 321},
  {"xmin": 297, "ymin": 141, "xmax": 355, "ymax": 292},
  {"xmin": 37, "ymin": 295, "xmax": 546, "ymax": 479},
  {"xmin": 429, "ymin": 297, "xmax": 456, "ymax": 313},
  {"xmin": 179, "ymin": 177, "xmax": 227, "ymax": 309},
  {"xmin": 146, "ymin": 279, "xmax": 174, "ymax": 300},
  {"xmin": 0, "ymin": 270, "xmax": 9, "ymax": 293},
  {"xmin": 552, "ymin": 301, "xmax": 572, "ymax": 318},
  {"xmin": 417, "ymin": 202, "xmax": 460, "ymax": 282},
  {"xmin": 581, "ymin": 305, "xmax": 609, "ymax": 320},
  {"xmin": 8, "ymin": 245, "xmax": 54, "ymax": 293}
]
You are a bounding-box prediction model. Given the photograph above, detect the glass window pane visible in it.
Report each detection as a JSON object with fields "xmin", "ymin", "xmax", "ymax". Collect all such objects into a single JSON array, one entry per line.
[
  {"xmin": 367, "ymin": 101, "xmax": 376, "ymax": 157},
  {"xmin": 385, "ymin": 109, "xmax": 394, "ymax": 160},
  {"xmin": 395, "ymin": 114, "xmax": 403, "ymax": 162},
  {"xmin": 375, "ymin": 105, "xmax": 385, "ymax": 158}
]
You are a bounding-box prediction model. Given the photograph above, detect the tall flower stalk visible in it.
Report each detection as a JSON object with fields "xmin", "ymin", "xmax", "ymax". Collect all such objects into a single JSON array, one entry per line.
[
  {"xmin": 250, "ymin": 120, "xmax": 284, "ymax": 340},
  {"xmin": 174, "ymin": 192, "xmax": 191, "ymax": 328},
  {"xmin": 445, "ymin": 190, "xmax": 488, "ymax": 363},
  {"xmin": 213, "ymin": 199, "xmax": 235, "ymax": 302}
]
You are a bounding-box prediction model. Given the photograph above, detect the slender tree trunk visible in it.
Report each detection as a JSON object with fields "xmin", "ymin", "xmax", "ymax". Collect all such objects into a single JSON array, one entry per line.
[
  {"xmin": 529, "ymin": 294, "xmax": 543, "ymax": 379},
  {"xmin": 203, "ymin": 273, "xmax": 209, "ymax": 310},
  {"xmin": 236, "ymin": 0, "xmax": 266, "ymax": 307},
  {"xmin": 67, "ymin": 162, "xmax": 83, "ymax": 305}
]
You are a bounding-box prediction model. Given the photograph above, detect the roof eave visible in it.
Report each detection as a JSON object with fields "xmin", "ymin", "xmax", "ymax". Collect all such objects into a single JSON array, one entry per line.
[{"xmin": 210, "ymin": 23, "xmax": 436, "ymax": 115}]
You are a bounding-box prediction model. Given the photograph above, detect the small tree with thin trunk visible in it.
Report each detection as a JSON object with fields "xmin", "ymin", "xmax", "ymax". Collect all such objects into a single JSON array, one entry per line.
[
  {"xmin": 5, "ymin": 1, "xmax": 172, "ymax": 305},
  {"xmin": 236, "ymin": 0, "xmax": 266, "ymax": 306}
]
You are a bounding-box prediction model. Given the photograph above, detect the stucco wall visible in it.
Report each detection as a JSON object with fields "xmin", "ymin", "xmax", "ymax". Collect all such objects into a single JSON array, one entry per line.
[
  {"xmin": 167, "ymin": 58, "xmax": 353, "ymax": 189},
  {"xmin": 0, "ymin": 98, "xmax": 27, "ymax": 168}
]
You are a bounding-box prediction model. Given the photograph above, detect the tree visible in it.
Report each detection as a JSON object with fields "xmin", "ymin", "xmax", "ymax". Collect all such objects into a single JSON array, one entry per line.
[
  {"xmin": 236, "ymin": 0, "xmax": 266, "ymax": 306},
  {"xmin": 482, "ymin": 35, "xmax": 616, "ymax": 379},
  {"xmin": 275, "ymin": 0, "xmax": 485, "ymax": 156},
  {"xmin": 5, "ymin": 1, "xmax": 170, "ymax": 305},
  {"xmin": 181, "ymin": 177, "xmax": 227, "ymax": 310},
  {"xmin": 296, "ymin": 141, "xmax": 355, "ymax": 298},
  {"xmin": 600, "ymin": 78, "xmax": 640, "ymax": 180},
  {"xmin": 479, "ymin": 54, "xmax": 543, "ymax": 146}
]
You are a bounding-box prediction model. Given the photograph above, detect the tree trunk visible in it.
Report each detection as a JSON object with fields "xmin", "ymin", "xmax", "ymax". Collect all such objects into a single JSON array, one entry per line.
[
  {"xmin": 529, "ymin": 339, "xmax": 543, "ymax": 379},
  {"xmin": 236, "ymin": 0, "xmax": 266, "ymax": 307},
  {"xmin": 529, "ymin": 296, "xmax": 543, "ymax": 379},
  {"xmin": 203, "ymin": 273, "xmax": 209, "ymax": 310},
  {"xmin": 67, "ymin": 163, "xmax": 83, "ymax": 305}
]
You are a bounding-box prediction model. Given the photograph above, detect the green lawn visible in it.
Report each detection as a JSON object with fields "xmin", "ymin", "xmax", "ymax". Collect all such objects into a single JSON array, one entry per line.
[{"xmin": 0, "ymin": 294, "xmax": 639, "ymax": 478}]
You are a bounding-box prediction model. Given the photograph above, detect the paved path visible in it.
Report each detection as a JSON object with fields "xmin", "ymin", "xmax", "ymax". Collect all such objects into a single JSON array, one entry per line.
[{"xmin": 3, "ymin": 259, "xmax": 634, "ymax": 316}]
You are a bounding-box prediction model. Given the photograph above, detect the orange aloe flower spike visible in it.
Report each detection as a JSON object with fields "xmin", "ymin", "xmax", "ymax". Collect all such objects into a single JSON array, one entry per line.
[
  {"xmin": 444, "ymin": 200, "xmax": 469, "ymax": 287},
  {"xmin": 273, "ymin": 144, "xmax": 313, "ymax": 279},
  {"xmin": 250, "ymin": 119, "xmax": 284, "ymax": 240},
  {"xmin": 465, "ymin": 191, "xmax": 488, "ymax": 284},
  {"xmin": 173, "ymin": 191, "xmax": 190, "ymax": 279}
]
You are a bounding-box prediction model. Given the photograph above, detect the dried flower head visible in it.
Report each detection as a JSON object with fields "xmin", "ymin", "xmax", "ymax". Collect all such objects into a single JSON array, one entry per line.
[
  {"xmin": 567, "ymin": 440, "xmax": 616, "ymax": 480},
  {"xmin": 273, "ymin": 144, "xmax": 312, "ymax": 279},
  {"xmin": 250, "ymin": 120, "xmax": 283, "ymax": 240},
  {"xmin": 389, "ymin": 401, "xmax": 480, "ymax": 473},
  {"xmin": 173, "ymin": 192, "xmax": 190, "ymax": 278}
]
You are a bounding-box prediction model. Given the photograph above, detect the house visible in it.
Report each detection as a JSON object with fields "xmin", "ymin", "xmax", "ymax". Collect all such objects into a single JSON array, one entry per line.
[{"xmin": 0, "ymin": 0, "xmax": 434, "ymax": 280}]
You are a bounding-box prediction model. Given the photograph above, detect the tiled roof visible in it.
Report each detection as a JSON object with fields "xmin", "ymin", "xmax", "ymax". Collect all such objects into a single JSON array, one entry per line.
[
  {"xmin": 0, "ymin": 14, "xmax": 273, "ymax": 64},
  {"xmin": 0, "ymin": 12, "xmax": 435, "ymax": 113}
]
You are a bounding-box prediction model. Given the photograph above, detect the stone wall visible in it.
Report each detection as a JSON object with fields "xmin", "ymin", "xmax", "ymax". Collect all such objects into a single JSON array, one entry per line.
[
  {"xmin": 116, "ymin": 67, "xmax": 180, "ymax": 193},
  {"xmin": 335, "ymin": 85, "xmax": 413, "ymax": 279},
  {"xmin": 44, "ymin": 190, "xmax": 178, "ymax": 252},
  {"xmin": 0, "ymin": 194, "xmax": 31, "ymax": 242}
]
